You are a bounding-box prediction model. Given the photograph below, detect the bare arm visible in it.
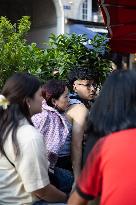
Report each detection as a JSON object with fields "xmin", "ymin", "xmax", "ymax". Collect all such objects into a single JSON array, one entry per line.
[
  {"xmin": 33, "ymin": 184, "xmax": 67, "ymax": 203},
  {"xmin": 68, "ymin": 190, "xmax": 88, "ymax": 205},
  {"xmin": 68, "ymin": 191, "xmax": 99, "ymax": 205},
  {"xmin": 67, "ymin": 104, "xmax": 88, "ymax": 180}
]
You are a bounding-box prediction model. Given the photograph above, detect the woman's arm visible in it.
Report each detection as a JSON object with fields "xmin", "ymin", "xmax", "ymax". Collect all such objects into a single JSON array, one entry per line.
[{"xmin": 33, "ymin": 184, "xmax": 67, "ymax": 203}]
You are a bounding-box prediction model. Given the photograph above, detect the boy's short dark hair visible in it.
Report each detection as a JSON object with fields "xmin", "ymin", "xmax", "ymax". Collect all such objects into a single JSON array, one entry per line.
[{"xmin": 67, "ymin": 67, "xmax": 99, "ymax": 90}]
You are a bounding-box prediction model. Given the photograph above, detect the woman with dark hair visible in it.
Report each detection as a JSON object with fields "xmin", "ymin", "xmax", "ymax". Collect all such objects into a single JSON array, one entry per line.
[
  {"xmin": 32, "ymin": 79, "xmax": 74, "ymax": 194},
  {"xmin": 68, "ymin": 69, "xmax": 136, "ymax": 205},
  {"xmin": 0, "ymin": 73, "xmax": 67, "ymax": 204}
]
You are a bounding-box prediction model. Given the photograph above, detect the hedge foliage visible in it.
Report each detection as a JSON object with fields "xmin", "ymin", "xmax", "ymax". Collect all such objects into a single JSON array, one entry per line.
[{"xmin": 0, "ymin": 16, "xmax": 111, "ymax": 89}]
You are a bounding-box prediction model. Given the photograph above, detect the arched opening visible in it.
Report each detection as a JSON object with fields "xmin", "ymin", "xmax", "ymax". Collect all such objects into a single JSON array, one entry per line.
[
  {"xmin": 27, "ymin": 0, "xmax": 57, "ymax": 47},
  {"xmin": 0, "ymin": 0, "xmax": 64, "ymax": 48}
]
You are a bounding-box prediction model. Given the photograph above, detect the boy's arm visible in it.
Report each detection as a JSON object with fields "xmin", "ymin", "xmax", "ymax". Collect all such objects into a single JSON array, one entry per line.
[{"xmin": 67, "ymin": 104, "xmax": 88, "ymax": 180}]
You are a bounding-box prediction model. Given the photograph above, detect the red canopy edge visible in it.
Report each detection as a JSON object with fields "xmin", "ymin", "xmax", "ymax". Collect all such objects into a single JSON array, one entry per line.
[
  {"xmin": 110, "ymin": 39, "xmax": 136, "ymax": 53},
  {"xmin": 97, "ymin": 0, "xmax": 136, "ymax": 53}
]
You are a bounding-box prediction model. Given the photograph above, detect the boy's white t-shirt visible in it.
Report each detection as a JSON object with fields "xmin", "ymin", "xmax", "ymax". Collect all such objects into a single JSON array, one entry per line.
[{"xmin": 0, "ymin": 119, "xmax": 50, "ymax": 205}]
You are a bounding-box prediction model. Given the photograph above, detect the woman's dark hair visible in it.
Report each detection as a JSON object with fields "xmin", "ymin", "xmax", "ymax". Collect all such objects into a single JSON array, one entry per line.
[
  {"xmin": 87, "ymin": 69, "xmax": 136, "ymax": 139},
  {"xmin": 42, "ymin": 79, "xmax": 66, "ymax": 107},
  {"xmin": 0, "ymin": 72, "xmax": 41, "ymax": 157}
]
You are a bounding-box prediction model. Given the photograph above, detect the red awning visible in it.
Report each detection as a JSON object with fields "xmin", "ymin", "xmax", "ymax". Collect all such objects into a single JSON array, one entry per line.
[{"xmin": 98, "ymin": 0, "xmax": 136, "ymax": 53}]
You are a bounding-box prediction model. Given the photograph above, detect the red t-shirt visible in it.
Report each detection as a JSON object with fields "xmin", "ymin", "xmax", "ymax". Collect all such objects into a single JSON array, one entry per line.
[{"xmin": 77, "ymin": 129, "xmax": 136, "ymax": 205}]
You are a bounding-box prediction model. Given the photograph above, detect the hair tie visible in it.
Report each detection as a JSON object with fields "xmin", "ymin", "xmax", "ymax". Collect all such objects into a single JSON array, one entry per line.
[{"xmin": 0, "ymin": 95, "xmax": 10, "ymax": 110}]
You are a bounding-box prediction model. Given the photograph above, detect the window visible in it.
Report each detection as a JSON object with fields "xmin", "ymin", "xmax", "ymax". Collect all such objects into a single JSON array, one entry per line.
[
  {"xmin": 78, "ymin": 0, "xmax": 92, "ymax": 21},
  {"xmin": 82, "ymin": 0, "xmax": 88, "ymax": 20},
  {"xmin": 78, "ymin": 0, "xmax": 103, "ymax": 22}
]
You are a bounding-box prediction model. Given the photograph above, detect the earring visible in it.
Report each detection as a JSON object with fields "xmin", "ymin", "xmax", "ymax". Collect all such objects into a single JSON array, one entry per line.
[{"xmin": 28, "ymin": 104, "xmax": 31, "ymax": 109}]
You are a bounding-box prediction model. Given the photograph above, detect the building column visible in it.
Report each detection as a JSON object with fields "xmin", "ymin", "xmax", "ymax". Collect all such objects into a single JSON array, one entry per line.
[
  {"xmin": 53, "ymin": 0, "xmax": 64, "ymax": 34},
  {"xmin": 88, "ymin": 0, "xmax": 92, "ymax": 21}
]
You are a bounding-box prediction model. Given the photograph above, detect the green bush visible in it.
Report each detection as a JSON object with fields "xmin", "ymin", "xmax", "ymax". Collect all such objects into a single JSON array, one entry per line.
[
  {"xmin": 42, "ymin": 33, "xmax": 112, "ymax": 85},
  {"xmin": 0, "ymin": 16, "xmax": 111, "ymax": 89},
  {"xmin": 0, "ymin": 16, "xmax": 45, "ymax": 88}
]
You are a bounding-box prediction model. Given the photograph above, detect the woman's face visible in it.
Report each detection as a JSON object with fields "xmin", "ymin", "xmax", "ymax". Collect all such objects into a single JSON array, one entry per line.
[
  {"xmin": 28, "ymin": 87, "xmax": 43, "ymax": 116},
  {"xmin": 54, "ymin": 86, "xmax": 69, "ymax": 111}
]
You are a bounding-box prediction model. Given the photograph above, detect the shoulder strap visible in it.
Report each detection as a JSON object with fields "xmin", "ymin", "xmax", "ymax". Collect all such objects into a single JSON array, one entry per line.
[{"xmin": 4, "ymin": 151, "xmax": 15, "ymax": 167}]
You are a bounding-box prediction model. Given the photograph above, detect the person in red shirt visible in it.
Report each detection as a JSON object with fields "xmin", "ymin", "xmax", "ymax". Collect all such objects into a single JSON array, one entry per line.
[{"xmin": 68, "ymin": 69, "xmax": 136, "ymax": 205}]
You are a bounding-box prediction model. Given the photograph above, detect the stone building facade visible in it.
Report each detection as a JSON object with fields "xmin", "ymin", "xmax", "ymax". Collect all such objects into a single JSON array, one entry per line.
[
  {"xmin": 0, "ymin": 0, "xmax": 103, "ymax": 47},
  {"xmin": 62, "ymin": 0, "xmax": 103, "ymax": 22}
]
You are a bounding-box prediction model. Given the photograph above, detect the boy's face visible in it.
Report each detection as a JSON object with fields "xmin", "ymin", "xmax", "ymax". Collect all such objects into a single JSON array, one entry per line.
[{"xmin": 73, "ymin": 79, "xmax": 97, "ymax": 100}]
